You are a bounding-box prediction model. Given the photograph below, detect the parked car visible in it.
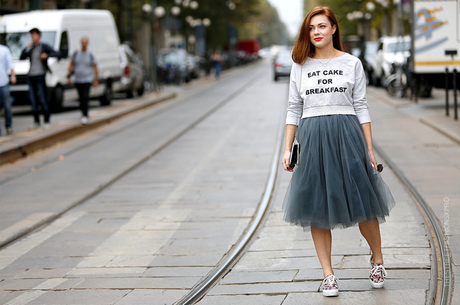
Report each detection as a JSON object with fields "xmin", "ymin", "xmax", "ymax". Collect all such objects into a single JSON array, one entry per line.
[
  {"xmin": 119, "ymin": 44, "xmax": 145, "ymax": 97},
  {"xmin": 273, "ymin": 50, "xmax": 293, "ymax": 81},
  {"xmin": 186, "ymin": 54, "xmax": 200, "ymax": 79},
  {"xmin": 372, "ymin": 36, "xmax": 411, "ymax": 87},
  {"xmin": 157, "ymin": 49, "xmax": 191, "ymax": 84},
  {"xmin": 0, "ymin": 9, "xmax": 123, "ymax": 110}
]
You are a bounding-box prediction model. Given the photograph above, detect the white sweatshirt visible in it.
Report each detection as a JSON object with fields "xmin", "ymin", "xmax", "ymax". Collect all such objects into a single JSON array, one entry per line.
[{"xmin": 286, "ymin": 52, "xmax": 371, "ymax": 126}]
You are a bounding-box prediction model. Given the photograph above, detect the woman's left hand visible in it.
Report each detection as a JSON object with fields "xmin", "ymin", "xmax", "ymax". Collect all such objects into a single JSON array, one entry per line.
[{"xmin": 368, "ymin": 150, "xmax": 378, "ymax": 171}]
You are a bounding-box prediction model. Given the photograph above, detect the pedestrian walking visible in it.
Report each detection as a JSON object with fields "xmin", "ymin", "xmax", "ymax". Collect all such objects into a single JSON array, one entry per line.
[
  {"xmin": 210, "ymin": 50, "xmax": 223, "ymax": 79},
  {"xmin": 282, "ymin": 7, "xmax": 395, "ymax": 297},
  {"xmin": 0, "ymin": 44, "xmax": 16, "ymax": 136},
  {"xmin": 20, "ymin": 28, "xmax": 60, "ymax": 128},
  {"xmin": 67, "ymin": 37, "xmax": 98, "ymax": 125}
]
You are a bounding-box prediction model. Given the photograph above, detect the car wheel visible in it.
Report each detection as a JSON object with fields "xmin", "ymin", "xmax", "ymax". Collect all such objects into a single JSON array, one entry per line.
[
  {"xmin": 99, "ymin": 82, "xmax": 112, "ymax": 106},
  {"xmin": 274, "ymin": 75, "xmax": 279, "ymax": 81},
  {"xmin": 126, "ymin": 86, "xmax": 135, "ymax": 98},
  {"xmin": 50, "ymin": 85, "xmax": 64, "ymax": 112},
  {"xmin": 367, "ymin": 71, "xmax": 374, "ymax": 86},
  {"xmin": 372, "ymin": 72, "xmax": 380, "ymax": 87},
  {"xmin": 137, "ymin": 83, "xmax": 145, "ymax": 96},
  {"xmin": 380, "ymin": 70, "xmax": 387, "ymax": 88}
]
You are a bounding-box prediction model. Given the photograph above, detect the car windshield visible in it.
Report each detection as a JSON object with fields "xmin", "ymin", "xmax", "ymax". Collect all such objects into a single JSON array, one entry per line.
[
  {"xmin": 162, "ymin": 52, "xmax": 185, "ymax": 64},
  {"xmin": 387, "ymin": 41, "xmax": 410, "ymax": 53},
  {"xmin": 277, "ymin": 52, "xmax": 292, "ymax": 62},
  {"xmin": 0, "ymin": 32, "xmax": 56, "ymax": 60}
]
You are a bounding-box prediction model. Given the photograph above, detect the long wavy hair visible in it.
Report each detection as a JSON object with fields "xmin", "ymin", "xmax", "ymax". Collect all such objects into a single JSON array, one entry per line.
[{"xmin": 292, "ymin": 6, "xmax": 343, "ymax": 65}]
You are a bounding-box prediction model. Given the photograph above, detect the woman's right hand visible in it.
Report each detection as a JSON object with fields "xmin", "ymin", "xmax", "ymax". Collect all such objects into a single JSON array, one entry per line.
[{"xmin": 282, "ymin": 150, "xmax": 293, "ymax": 172}]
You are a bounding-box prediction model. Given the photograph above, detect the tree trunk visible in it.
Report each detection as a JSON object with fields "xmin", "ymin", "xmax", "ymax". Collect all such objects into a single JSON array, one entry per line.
[{"xmin": 115, "ymin": 0, "xmax": 125, "ymax": 43}]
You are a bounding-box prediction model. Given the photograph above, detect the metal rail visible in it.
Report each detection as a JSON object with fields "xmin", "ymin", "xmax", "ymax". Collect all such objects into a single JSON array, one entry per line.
[
  {"xmin": 374, "ymin": 143, "xmax": 452, "ymax": 305},
  {"xmin": 174, "ymin": 131, "xmax": 453, "ymax": 305},
  {"xmin": 174, "ymin": 81, "xmax": 287, "ymax": 305},
  {"xmin": 0, "ymin": 67, "xmax": 266, "ymax": 250},
  {"xmin": 0, "ymin": 67, "xmax": 256, "ymax": 186}
]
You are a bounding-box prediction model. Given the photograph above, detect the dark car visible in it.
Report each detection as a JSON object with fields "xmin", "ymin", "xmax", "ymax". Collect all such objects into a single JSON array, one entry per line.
[{"xmin": 273, "ymin": 50, "xmax": 293, "ymax": 81}]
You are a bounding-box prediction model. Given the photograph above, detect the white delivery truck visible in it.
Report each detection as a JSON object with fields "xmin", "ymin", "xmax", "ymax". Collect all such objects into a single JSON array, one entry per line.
[
  {"xmin": 412, "ymin": 0, "xmax": 460, "ymax": 92},
  {"xmin": 0, "ymin": 9, "xmax": 122, "ymax": 109}
]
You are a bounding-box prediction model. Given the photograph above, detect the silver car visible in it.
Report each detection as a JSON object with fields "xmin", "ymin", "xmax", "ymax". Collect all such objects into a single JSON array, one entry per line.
[
  {"xmin": 119, "ymin": 44, "xmax": 145, "ymax": 98},
  {"xmin": 274, "ymin": 50, "xmax": 293, "ymax": 81}
]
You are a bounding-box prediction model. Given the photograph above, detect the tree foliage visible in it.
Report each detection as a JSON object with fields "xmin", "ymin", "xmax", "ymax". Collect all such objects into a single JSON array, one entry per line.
[
  {"xmin": 237, "ymin": 0, "xmax": 289, "ymax": 47},
  {"xmin": 52, "ymin": 0, "xmax": 288, "ymax": 51}
]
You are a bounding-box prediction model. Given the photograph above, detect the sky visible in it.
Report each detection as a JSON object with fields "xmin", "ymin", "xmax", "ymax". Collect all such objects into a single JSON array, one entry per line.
[{"xmin": 268, "ymin": 0, "xmax": 303, "ymax": 38}]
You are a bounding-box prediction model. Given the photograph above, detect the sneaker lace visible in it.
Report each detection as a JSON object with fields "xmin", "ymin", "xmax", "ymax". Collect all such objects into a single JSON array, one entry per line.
[
  {"xmin": 371, "ymin": 264, "xmax": 387, "ymax": 278},
  {"xmin": 322, "ymin": 274, "xmax": 339, "ymax": 288}
]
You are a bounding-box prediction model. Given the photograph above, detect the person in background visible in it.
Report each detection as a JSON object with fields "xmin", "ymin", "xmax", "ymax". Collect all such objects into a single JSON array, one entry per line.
[
  {"xmin": 20, "ymin": 28, "xmax": 60, "ymax": 129},
  {"xmin": 0, "ymin": 43, "xmax": 16, "ymax": 136},
  {"xmin": 67, "ymin": 37, "xmax": 98, "ymax": 125},
  {"xmin": 210, "ymin": 50, "xmax": 223, "ymax": 79}
]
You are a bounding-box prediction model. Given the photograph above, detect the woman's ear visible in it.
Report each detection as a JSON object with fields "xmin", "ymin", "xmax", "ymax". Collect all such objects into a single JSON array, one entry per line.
[{"xmin": 332, "ymin": 24, "xmax": 337, "ymax": 35}]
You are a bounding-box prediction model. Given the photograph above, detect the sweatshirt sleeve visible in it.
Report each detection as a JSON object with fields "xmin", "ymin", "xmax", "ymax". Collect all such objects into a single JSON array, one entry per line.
[
  {"xmin": 286, "ymin": 64, "xmax": 304, "ymax": 126},
  {"xmin": 352, "ymin": 60, "xmax": 371, "ymax": 124},
  {"xmin": 6, "ymin": 49, "xmax": 14, "ymax": 70}
]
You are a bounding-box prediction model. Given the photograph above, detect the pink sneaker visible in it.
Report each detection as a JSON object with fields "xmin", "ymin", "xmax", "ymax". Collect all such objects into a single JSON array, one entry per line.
[
  {"xmin": 320, "ymin": 274, "xmax": 339, "ymax": 296},
  {"xmin": 370, "ymin": 256, "xmax": 387, "ymax": 288}
]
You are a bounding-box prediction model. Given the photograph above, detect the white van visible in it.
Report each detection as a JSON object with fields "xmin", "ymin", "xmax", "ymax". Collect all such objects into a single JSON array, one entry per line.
[{"xmin": 0, "ymin": 9, "xmax": 122, "ymax": 109}]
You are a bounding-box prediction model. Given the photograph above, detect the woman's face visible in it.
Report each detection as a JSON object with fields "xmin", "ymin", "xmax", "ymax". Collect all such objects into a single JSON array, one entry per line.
[{"xmin": 309, "ymin": 14, "xmax": 336, "ymax": 49}]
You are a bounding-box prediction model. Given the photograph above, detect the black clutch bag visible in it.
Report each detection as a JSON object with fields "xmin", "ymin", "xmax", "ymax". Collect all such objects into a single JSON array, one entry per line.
[{"xmin": 289, "ymin": 140, "xmax": 300, "ymax": 169}]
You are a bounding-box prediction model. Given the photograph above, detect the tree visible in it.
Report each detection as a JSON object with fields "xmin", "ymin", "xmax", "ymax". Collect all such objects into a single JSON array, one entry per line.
[{"xmin": 237, "ymin": 0, "xmax": 289, "ymax": 47}]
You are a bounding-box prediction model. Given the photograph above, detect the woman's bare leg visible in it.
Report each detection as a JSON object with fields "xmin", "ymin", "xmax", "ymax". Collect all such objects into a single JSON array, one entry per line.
[
  {"xmin": 359, "ymin": 218, "xmax": 383, "ymax": 264},
  {"xmin": 311, "ymin": 227, "xmax": 333, "ymax": 277}
]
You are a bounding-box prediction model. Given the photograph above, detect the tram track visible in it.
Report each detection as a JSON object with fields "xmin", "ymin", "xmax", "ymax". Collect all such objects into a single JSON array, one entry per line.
[
  {"xmin": 0, "ymin": 66, "xmax": 259, "ymax": 186},
  {"xmin": 0, "ymin": 65, "xmax": 452, "ymax": 304},
  {"xmin": 374, "ymin": 143, "xmax": 452, "ymax": 305},
  {"xmin": 0, "ymin": 63, "xmax": 268, "ymax": 250},
  {"xmin": 172, "ymin": 108, "xmax": 453, "ymax": 304}
]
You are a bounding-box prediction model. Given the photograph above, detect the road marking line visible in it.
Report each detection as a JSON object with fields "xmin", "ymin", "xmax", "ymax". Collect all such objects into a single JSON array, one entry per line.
[
  {"xmin": 5, "ymin": 291, "xmax": 46, "ymax": 305},
  {"xmin": 33, "ymin": 278, "xmax": 68, "ymax": 290},
  {"xmin": 0, "ymin": 212, "xmax": 86, "ymax": 269},
  {"xmin": 161, "ymin": 123, "xmax": 239, "ymax": 206},
  {"xmin": 0, "ymin": 213, "xmax": 53, "ymax": 245},
  {"xmin": 5, "ymin": 279, "xmax": 68, "ymax": 305},
  {"xmin": 73, "ymin": 209, "xmax": 191, "ymax": 269}
]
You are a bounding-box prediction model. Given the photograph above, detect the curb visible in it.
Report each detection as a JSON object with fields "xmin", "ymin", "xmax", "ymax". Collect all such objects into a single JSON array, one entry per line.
[
  {"xmin": 420, "ymin": 118, "xmax": 460, "ymax": 145},
  {"xmin": 0, "ymin": 92, "xmax": 176, "ymax": 166}
]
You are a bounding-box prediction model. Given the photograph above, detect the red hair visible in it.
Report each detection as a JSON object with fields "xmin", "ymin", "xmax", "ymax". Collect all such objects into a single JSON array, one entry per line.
[{"xmin": 292, "ymin": 6, "xmax": 343, "ymax": 65}]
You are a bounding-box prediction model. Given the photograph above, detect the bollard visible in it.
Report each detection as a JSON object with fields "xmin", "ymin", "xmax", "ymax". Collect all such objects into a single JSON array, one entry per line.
[
  {"xmin": 454, "ymin": 69, "xmax": 458, "ymax": 120},
  {"xmin": 446, "ymin": 68, "xmax": 449, "ymax": 116}
]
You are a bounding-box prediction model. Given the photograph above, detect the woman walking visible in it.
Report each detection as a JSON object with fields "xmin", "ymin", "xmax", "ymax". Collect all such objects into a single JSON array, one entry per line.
[{"xmin": 282, "ymin": 7, "xmax": 395, "ymax": 297}]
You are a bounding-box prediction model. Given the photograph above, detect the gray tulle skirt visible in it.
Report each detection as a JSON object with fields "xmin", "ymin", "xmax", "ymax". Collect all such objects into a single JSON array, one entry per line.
[{"xmin": 283, "ymin": 114, "xmax": 395, "ymax": 231}]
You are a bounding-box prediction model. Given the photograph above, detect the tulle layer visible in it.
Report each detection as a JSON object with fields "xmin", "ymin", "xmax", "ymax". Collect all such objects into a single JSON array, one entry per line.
[{"xmin": 283, "ymin": 115, "xmax": 395, "ymax": 231}]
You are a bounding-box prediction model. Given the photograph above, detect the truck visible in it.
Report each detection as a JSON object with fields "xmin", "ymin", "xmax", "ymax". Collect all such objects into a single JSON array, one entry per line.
[
  {"xmin": 411, "ymin": 0, "xmax": 460, "ymax": 93},
  {"xmin": 0, "ymin": 10, "xmax": 123, "ymax": 110},
  {"xmin": 237, "ymin": 39, "xmax": 260, "ymax": 57}
]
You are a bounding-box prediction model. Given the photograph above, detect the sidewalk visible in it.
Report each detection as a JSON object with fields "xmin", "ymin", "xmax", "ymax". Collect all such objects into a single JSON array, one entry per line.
[
  {"xmin": 0, "ymin": 91, "xmax": 176, "ymax": 166},
  {"xmin": 198, "ymin": 153, "xmax": 431, "ymax": 304},
  {"xmin": 375, "ymin": 87, "xmax": 460, "ymax": 144},
  {"xmin": 198, "ymin": 85, "xmax": 460, "ymax": 304}
]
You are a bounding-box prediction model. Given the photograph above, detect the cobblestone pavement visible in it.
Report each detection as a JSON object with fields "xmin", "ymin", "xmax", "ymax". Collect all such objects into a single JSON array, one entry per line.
[
  {"xmin": 199, "ymin": 150, "xmax": 430, "ymax": 304},
  {"xmin": 1, "ymin": 59, "xmax": 459, "ymax": 304},
  {"xmin": 0, "ymin": 61, "xmax": 286, "ymax": 304}
]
